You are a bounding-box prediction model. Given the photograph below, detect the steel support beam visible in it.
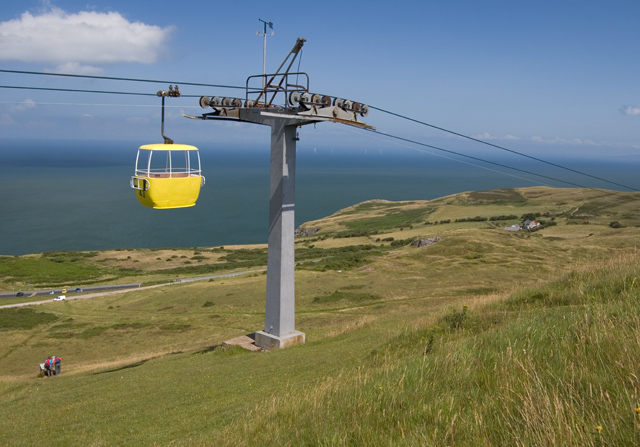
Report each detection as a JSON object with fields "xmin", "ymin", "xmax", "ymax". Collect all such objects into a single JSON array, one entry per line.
[
  {"xmin": 189, "ymin": 38, "xmax": 373, "ymax": 351},
  {"xmin": 190, "ymin": 105, "xmax": 371, "ymax": 350},
  {"xmin": 254, "ymin": 115, "xmax": 305, "ymax": 349}
]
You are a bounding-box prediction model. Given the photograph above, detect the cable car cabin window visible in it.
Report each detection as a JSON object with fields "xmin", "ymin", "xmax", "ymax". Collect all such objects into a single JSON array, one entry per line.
[{"xmin": 136, "ymin": 149, "xmax": 195, "ymax": 178}]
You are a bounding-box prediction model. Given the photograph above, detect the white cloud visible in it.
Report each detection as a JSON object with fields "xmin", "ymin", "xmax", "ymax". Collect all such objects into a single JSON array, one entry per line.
[
  {"xmin": 620, "ymin": 105, "xmax": 640, "ymax": 116},
  {"xmin": 52, "ymin": 62, "xmax": 104, "ymax": 75},
  {"xmin": 0, "ymin": 7, "xmax": 173, "ymax": 71},
  {"xmin": 530, "ymin": 134, "xmax": 640, "ymax": 150},
  {"xmin": 475, "ymin": 132, "xmax": 520, "ymax": 141},
  {"xmin": 13, "ymin": 99, "xmax": 37, "ymax": 111},
  {"xmin": 530, "ymin": 136, "xmax": 584, "ymax": 145}
]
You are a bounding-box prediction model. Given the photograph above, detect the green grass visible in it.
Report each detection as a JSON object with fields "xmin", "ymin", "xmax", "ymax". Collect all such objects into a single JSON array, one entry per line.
[
  {"xmin": 1, "ymin": 186, "xmax": 640, "ymax": 446},
  {"xmin": 0, "ymin": 256, "xmax": 108, "ymax": 284},
  {"xmin": 467, "ymin": 188, "xmax": 528, "ymax": 203},
  {"xmin": 342, "ymin": 207, "xmax": 433, "ymax": 232},
  {"xmin": 296, "ymin": 244, "xmax": 389, "ymax": 271},
  {"xmin": 312, "ymin": 290, "xmax": 381, "ymax": 304},
  {"xmin": 340, "ymin": 200, "xmax": 418, "ymax": 215},
  {"xmin": 205, "ymin": 257, "xmax": 640, "ymax": 446},
  {"xmin": 0, "ymin": 307, "xmax": 58, "ymax": 330}
]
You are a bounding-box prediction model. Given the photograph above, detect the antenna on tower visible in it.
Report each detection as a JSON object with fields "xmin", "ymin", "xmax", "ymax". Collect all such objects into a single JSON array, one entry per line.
[{"xmin": 257, "ymin": 18, "xmax": 274, "ymax": 89}]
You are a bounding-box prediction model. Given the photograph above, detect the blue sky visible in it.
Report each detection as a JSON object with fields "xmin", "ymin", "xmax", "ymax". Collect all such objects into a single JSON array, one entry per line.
[{"xmin": 1, "ymin": 0, "xmax": 639, "ymax": 159}]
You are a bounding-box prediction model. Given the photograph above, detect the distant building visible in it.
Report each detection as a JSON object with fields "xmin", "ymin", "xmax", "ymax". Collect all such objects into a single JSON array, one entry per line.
[{"xmin": 523, "ymin": 219, "xmax": 541, "ymax": 229}]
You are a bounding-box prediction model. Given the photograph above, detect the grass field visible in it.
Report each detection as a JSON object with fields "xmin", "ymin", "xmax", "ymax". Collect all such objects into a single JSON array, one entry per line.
[{"xmin": 1, "ymin": 187, "xmax": 639, "ymax": 446}]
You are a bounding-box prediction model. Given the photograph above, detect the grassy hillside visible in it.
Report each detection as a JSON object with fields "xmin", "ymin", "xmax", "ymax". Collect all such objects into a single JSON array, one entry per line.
[{"xmin": 0, "ymin": 187, "xmax": 639, "ymax": 446}]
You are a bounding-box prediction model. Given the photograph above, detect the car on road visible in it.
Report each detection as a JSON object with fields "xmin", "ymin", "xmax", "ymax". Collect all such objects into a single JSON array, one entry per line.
[
  {"xmin": 75, "ymin": 288, "xmax": 82, "ymax": 293},
  {"xmin": 49, "ymin": 290, "xmax": 55, "ymax": 295},
  {"xmin": 53, "ymin": 296, "xmax": 66, "ymax": 301},
  {"xmin": 16, "ymin": 292, "xmax": 24, "ymax": 297}
]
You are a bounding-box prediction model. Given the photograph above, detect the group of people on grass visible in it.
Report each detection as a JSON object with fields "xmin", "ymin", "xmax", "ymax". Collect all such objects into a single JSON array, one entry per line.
[{"xmin": 41, "ymin": 356, "xmax": 61, "ymax": 377}]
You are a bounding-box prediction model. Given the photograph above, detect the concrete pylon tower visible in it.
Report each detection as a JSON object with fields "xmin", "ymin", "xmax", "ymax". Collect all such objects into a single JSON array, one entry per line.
[
  {"xmin": 256, "ymin": 116, "xmax": 304, "ymax": 349},
  {"xmin": 189, "ymin": 38, "xmax": 373, "ymax": 349}
]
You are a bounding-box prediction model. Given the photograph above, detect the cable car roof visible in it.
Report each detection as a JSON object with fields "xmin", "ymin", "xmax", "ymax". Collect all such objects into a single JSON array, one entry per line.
[{"xmin": 138, "ymin": 144, "xmax": 199, "ymax": 151}]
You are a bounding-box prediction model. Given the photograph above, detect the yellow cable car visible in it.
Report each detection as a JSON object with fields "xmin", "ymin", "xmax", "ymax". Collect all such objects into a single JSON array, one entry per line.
[{"xmin": 130, "ymin": 143, "xmax": 205, "ymax": 209}]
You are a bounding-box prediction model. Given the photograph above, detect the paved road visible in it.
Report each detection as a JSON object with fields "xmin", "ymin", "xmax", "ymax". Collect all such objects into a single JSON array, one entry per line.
[
  {"xmin": 0, "ymin": 269, "xmax": 266, "ymax": 309},
  {"xmin": 0, "ymin": 283, "xmax": 142, "ymax": 299}
]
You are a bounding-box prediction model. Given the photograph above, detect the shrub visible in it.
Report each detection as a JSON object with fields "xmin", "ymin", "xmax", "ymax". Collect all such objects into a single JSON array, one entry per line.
[{"xmin": 443, "ymin": 305, "xmax": 468, "ymax": 331}]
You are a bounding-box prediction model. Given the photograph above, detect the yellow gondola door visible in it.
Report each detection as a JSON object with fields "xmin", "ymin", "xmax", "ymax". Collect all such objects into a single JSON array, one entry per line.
[{"xmin": 130, "ymin": 144, "xmax": 205, "ymax": 209}]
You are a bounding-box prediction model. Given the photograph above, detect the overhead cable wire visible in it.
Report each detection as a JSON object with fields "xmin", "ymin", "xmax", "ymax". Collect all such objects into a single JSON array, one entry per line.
[
  {"xmin": 0, "ymin": 69, "xmax": 245, "ymax": 90},
  {"xmin": 0, "ymin": 101, "xmax": 199, "ymax": 108},
  {"xmin": 0, "ymin": 85, "xmax": 201, "ymax": 97},
  {"xmin": 2, "ymin": 72, "xmax": 637, "ymax": 191},
  {"xmin": 0, "ymin": 84, "xmax": 588, "ymax": 188},
  {"xmin": 350, "ymin": 125, "xmax": 555, "ymax": 188},
  {"xmin": 369, "ymin": 105, "xmax": 638, "ymax": 192},
  {"xmin": 366, "ymin": 128, "xmax": 592, "ymax": 189}
]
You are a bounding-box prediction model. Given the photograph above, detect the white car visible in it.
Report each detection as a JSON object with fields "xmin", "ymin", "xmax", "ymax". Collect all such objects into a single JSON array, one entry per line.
[{"xmin": 53, "ymin": 295, "xmax": 66, "ymax": 301}]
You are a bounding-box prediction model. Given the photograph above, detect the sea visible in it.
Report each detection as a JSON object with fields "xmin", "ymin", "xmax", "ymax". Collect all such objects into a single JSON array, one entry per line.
[{"xmin": 1, "ymin": 139, "xmax": 639, "ymax": 256}]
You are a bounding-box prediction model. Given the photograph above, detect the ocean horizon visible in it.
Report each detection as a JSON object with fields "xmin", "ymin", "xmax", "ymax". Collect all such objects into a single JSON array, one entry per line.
[{"xmin": 1, "ymin": 139, "xmax": 638, "ymax": 256}]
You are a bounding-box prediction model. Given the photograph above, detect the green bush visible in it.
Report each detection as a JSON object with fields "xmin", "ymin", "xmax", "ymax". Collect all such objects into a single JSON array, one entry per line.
[{"xmin": 443, "ymin": 305, "xmax": 468, "ymax": 331}]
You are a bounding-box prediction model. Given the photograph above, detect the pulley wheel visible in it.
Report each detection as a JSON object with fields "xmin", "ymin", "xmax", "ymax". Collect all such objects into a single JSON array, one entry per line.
[
  {"xmin": 352, "ymin": 102, "xmax": 361, "ymax": 113},
  {"xmin": 360, "ymin": 104, "xmax": 369, "ymax": 117},
  {"xmin": 211, "ymin": 96, "xmax": 222, "ymax": 106},
  {"xmin": 343, "ymin": 100, "xmax": 353, "ymax": 110},
  {"xmin": 199, "ymin": 96, "xmax": 211, "ymax": 109},
  {"xmin": 311, "ymin": 94, "xmax": 322, "ymax": 104},
  {"xmin": 333, "ymin": 97, "xmax": 344, "ymax": 108},
  {"xmin": 232, "ymin": 98, "xmax": 242, "ymax": 107},
  {"xmin": 245, "ymin": 99, "xmax": 255, "ymax": 108},
  {"xmin": 222, "ymin": 97, "xmax": 233, "ymax": 106},
  {"xmin": 300, "ymin": 92, "xmax": 311, "ymax": 103},
  {"xmin": 289, "ymin": 91, "xmax": 301, "ymax": 106},
  {"xmin": 321, "ymin": 95, "xmax": 331, "ymax": 107}
]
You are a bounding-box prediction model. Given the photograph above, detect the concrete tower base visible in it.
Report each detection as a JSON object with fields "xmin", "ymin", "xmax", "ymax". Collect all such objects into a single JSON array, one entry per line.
[{"xmin": 255, "ymin": 330, "xmax": 305, "ymax": 350}]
